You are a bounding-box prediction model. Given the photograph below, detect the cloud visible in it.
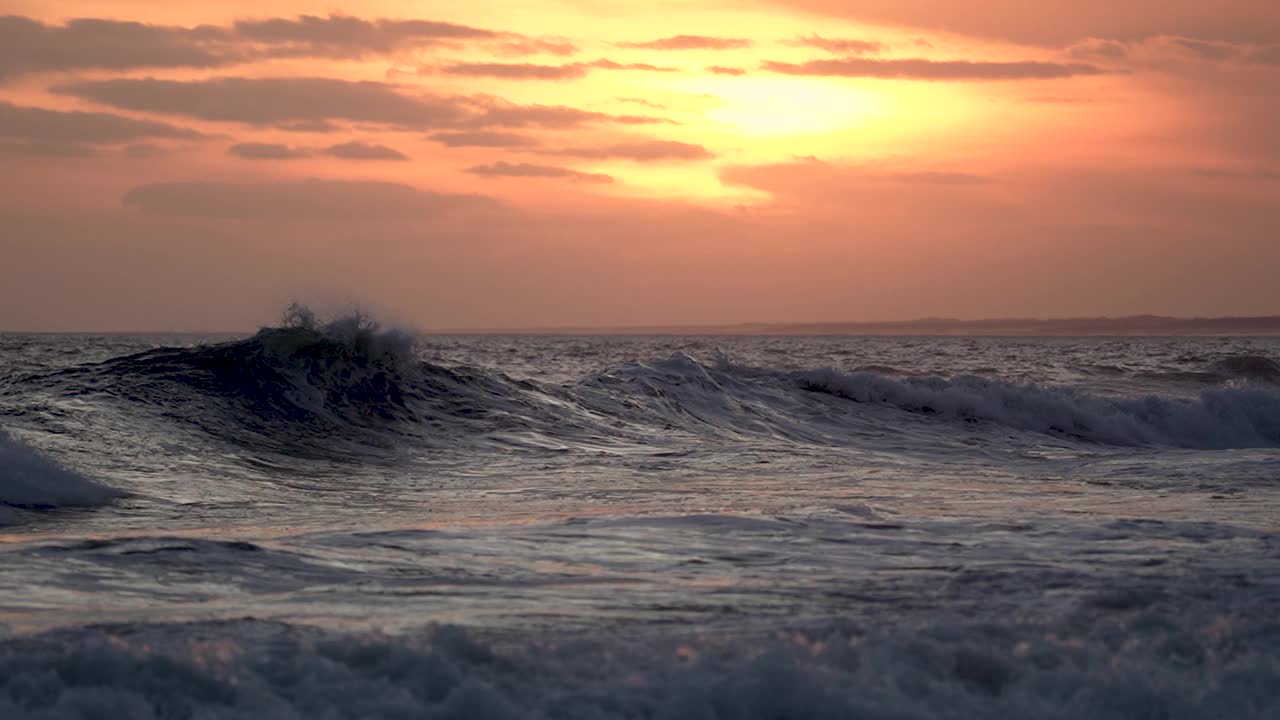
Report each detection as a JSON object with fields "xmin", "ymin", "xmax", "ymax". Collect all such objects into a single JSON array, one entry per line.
[
  {"xmin": 1069, "ymin": 35, "xmax": 1280, "ymax": 67},
  {"xmin": 587, "ymin": 59, "xmax": 678, "ymax": 72},
  {"xmin": 475, "ymin": 101, "xmax": 660, "ymax": 128},
  {"xmin": 227, "ymin": 140, "xmax": 408, "ymax": 160},
  {"xmin": 427, "ymin": 131, "xmax": 541, "ymax": 147},
  {"xmin": 494, "ymin": 36, "xmax": 579, "ymax": 57},
  {"xmin": 122, "ymin": 179, "xmax": 499, "ymax": 219},
  {"xmin": 1021, "ymin": 95, "xmax": 1098, "ymax": 104},
  {"xmin": 278, "ymin": 120, "xmax": 341, "ymax": 133},
  {"xmin": 322, "ymin": 141, "xmax": 409, "ymax": 160},
  {"xmin": 0, "ymin": 101, "xmax": 208, "ymax": 147},
  {"xmin": 232, "ymin": 14, "xmax": 495, "ymax": 58},
  {"xmin": 0, "ymin": 15, "xmax": 231, "ymax": 80},
  {"xmin": 720, "ymin": 160, "xmax": 988, "ymax": 200},
  {"xmin": 438, "ymin": 61, "xmax": 588, "ymax": 80},
  {"xmin": 886, "ymin": 171, "xmax": 988, "ymax": 185},
  {"xmin": 791, "ymin": 34, "xmax": 885, "ymax": 54},
  {"xmin": 1252, "ymin": 45, "xmax": 1280, "ymax": 64},
  {"xmin": 54, "ymin": 76, "xmax": 653, "ymax": 130},
  {"xmin": 612, "ymin": 115, "xmax": 677, "ymax": 126},
  {"xmin": 465, "ymin": 162, "xmax": 614, "ymax": 183},
  {"xmin": 123, "ymin": 143, "xmax": 166, "ymax": 159},
  {"xmin": 753, "ymin": 1, "xmax": 1280, "ymax": 47},
  {"xmin": 762, "ymin": 57, "xmax": 1105, "ymax": 80},
  {"xmin": 707, "ymin": 66, "xmax": 746, "ymax": 76},
  {"xmin": 435, "ymin": 58, "xmax": 676, "ymax": 80},
  {"xmin": 0, "ymin": 13, "xmax": 562, "ymax": 80},
  {"xmin": 548, "ymin": 140, "xmax": 715, "ymax": 162},
  {"xmin": 1069, "ymin": 39, "xmax": 1131, "ymax": 61},
  {"xmin": 55, "ymin": 77, "xmax": 469, "ymax": 128},
  {"xmin": 1190, "ymin": 167, "xmax": 1280, "ymax": 181},
  {"xmin": 0, "ymin": 140, "xmax": 98, "ymax": 157},
  {"xmin": 619, "ymin": 35, "xmax": 753, "ymax": 50},
  {"xmin": 228, "ymin": 142, "xmax": 309, "ymax": 159},
  {"xmin": 617, "ymin": 98, "xmax": 669, "ymax": 109}
]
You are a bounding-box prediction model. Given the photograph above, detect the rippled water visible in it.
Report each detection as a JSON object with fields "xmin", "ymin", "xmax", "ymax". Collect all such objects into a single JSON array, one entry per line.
[{"xmin": 1, "ymin": 323, "xmax": 1278, "ymax": 718}]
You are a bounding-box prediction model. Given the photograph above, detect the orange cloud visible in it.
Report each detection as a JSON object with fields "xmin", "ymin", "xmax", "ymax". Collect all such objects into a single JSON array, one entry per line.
[
  {"xmin": 619, "ymin": 35, "xmax": 752, "ymax": 50},
  {"xmin": 0, "ymin": 101, "xmax": 208, "ymax": 158}
]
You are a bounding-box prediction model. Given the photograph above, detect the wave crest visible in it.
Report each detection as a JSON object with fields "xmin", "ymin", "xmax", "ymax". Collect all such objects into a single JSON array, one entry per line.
[{"xmin": 797, "ymin": 367, "xmax": 1280, "ymax": 449}]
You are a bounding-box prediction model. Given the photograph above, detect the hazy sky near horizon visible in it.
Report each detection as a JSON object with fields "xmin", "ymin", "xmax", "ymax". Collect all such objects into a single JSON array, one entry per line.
[{"xmin": 1, "ymin": 1, "xmax": 1278, "ymax": 330}]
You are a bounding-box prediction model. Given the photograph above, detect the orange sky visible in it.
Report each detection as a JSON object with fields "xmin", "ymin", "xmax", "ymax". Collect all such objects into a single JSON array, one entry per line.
[{"xmin": 1, "ymin": 1, "xmax": 1277, "ymax": 330}]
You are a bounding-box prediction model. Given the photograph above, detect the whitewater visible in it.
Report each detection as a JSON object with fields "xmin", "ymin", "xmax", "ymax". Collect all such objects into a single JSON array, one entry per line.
[{"xmin": 1, "ymin": 312, "xmax": 1278, "ymax": 718}]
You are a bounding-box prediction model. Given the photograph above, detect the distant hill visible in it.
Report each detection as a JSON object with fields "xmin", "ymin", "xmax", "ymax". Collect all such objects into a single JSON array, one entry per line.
[{"xmin": 437, "ymin": 315, "xmax": 1280, "ymax": 336}]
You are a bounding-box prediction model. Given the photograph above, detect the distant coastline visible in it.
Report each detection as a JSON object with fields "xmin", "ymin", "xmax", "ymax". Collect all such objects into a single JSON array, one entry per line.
[{"xmin": 435, "ymin": 315, "xmax": 1280, "ymax": 337}]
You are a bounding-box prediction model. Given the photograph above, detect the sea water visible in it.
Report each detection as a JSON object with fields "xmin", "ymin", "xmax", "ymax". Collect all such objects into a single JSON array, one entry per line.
[{"xmin": 1, "ymin": 318, "xmax": 1278, "ymax": 718}]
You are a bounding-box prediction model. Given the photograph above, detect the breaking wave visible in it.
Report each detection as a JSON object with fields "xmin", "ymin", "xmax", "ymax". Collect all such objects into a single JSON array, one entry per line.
[
  {"xmin": 13, "ymin": 307, "xmax": 587, "ymax": 456},
  {"xmin": 795, "ymin": 366, "xmax": 1280, "ymax": 449},
  {"xmin": 0, "ymin": 430, "xmax": 120, "ymax": 519},
  {"xmin": 7, "ymin": 308, "xmax": 1280, "ymax": 457},
  {"xmin": 581, "ymin": 354, "xmax": 1280, "ymax": 450}
]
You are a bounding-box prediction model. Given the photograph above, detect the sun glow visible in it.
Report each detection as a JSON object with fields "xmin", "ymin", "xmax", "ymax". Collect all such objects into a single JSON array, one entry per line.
[{"xmin": 685, "ymin": 76, "xmax": 888, "ymax": 138}]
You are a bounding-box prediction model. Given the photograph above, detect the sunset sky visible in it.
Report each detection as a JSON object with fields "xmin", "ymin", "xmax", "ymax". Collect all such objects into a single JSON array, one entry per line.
[{"xmin": 1, "ymin": 1, "xmax": 1277, "ymax": 331}]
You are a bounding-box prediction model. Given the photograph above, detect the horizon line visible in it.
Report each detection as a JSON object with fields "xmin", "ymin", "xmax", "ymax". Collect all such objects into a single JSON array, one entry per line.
[{"xmin": 5, "ymin": 313, "xmax": 1280, "ymax": 336}]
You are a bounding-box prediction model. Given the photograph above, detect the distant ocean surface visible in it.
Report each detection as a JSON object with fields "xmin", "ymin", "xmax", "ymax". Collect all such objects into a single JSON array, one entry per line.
[{"xmin": 2, "ymin": 315, "xmax": 1279, "ymax": 718}]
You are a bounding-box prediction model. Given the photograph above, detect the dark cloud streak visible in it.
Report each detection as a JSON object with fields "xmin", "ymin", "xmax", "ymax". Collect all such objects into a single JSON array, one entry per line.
[
  {"xmin": 465, "ymin": 162, "xmax": 614, "ymax": 183},
  {"xmin": 322, "ymin": 141, "xmax": 409, "ymax": 160},
  {"xmin": 0, "ymin": 13, "xmax": 566, "ymax": 81},
  {"xmin": 428, "ymin": 131, "xmax": 541, "ymax": 147},
  {"xmin": 438, "ymin": 62, "xmax": 588, "ymax": 80},
  {"xmin": 53, "ymin": 76, "xmax": 662, "ymax": 130},
  {"xmin": 0, "ymin": 15, "xmax": 229, "ymax": 80},
  {"xmin": 435, "ymin": 58, "xmax": 676, "ymax": 80},
  {"xmin": 232, "ymin": 14, "xmax": 494, "ymax": 58},
  {"xmin": 0, "ymin": 101, "xmax": 208, "ymax": 146},
  {"xmin": 762, "ymin": 57, "xmax": 1105, "ymax": 80},
  {"xmin": 228, "ymin": 142, "xmax": 308, "ymax": 159}
]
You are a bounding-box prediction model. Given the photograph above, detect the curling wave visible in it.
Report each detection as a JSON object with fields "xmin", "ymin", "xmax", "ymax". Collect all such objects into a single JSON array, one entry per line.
[
  {"xmin": 9, "ymin": 313, "xmax": 1280, "ymax": 457},
  {"xmin": 16, "ymin": 307, "xmax": 592, "ymax": 456},
  {"xmin": 582, "ymin": 354, "xmax": 1280, "ymax": 450},
  {"xmin": 795, "ymin": 366, "xmax": 1280, "ymax": 449}
]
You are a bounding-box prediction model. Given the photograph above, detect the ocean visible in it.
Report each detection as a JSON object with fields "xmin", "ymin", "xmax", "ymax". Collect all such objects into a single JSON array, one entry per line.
[{"xmin": 1, "ymin": 313, "xmax": 1278, "ymax": 718}]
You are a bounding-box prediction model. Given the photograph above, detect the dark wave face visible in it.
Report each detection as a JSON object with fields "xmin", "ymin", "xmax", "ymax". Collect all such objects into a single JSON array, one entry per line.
[
  {"xmin": 8, "ymin": 315, "xmax": 595, "ymax": 458},
  {"xmin": 7, "ymin": 324, "xmax": 1280, "ymax": 471},
  {"xmin": 1210, "ymin": 355, "xmax": 1280, "ymax": 384},
  {"xmin": 1, "ymin": 315, "xmax": 1278, "ymax": 525}
]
